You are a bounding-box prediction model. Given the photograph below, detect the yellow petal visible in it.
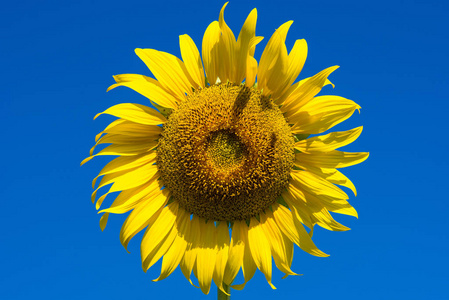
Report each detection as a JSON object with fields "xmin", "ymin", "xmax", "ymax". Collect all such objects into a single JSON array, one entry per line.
[
  {"xmin": 99, "ymin": 176, "xmax": 162, "ymax": 214},
  {"xmin": 260, "ymin": 212, "xmax": 298, "ymax": 277},
  {"xmin": 108, "ymin": 74, "xmax": 178, "ymax": 109},
  {"xmin": 141, "ymin": 202, "xmax": 179, "ymax": 271},
  {"xmin": 202, "ymin": 21, "xmax": 221, "ymax": 84},
  {"xmin": 195, "ymin": 220, "xmax": 217, "ymax": 295},
  {"xmin": 153, "ymin": 208, "xmax": 190, "ymax": 281},
  {"xmin": 95, "ymin": 119, "xmax": 162, "ymax": 142},
  {"xmin": 92, "ymin": 162, "xmax": 159, "ymax": 209},
  {"xmin": 217, "ymin": 2, "xmax": 236, "ymax": 82},
  {"xmin": 91, "ymin": 169, "xmax": 132, "ymax": 204},
  {"xmin": 281, "ymin": 66, "xmax": 339, "ymax": 113},
  {"xmin": 235, "ymin": 8, "xmax": 258, "ymax": 83},
  {"xmin": 281, "ymin": 191, "xmax": 313, "ymax": 229},
  {"xmin": 285, "ymin": 39, "xmax": 307, "ymax": 85},
  {"xmin": 287, "ymin": 186, "xmax": 351, "ymax": 231},
  {"xmin": 282, "ymin": 236, "xmax": 295, "ymax": 279},
  {"xmin": 290, "ymin": 170, "xmax": 349, "ymax": 201},
  {"xmin": 295, "ymin": 150, "xmax": 369, "ymax": 169},
  {"xmin": 272, "ymin": 39, "xmax": 308, "ymax": 100},
  {"xmin": 289, "ymin": 95, "xmax": 361, "ymax": 134},
  {"xmin": 90, "ymin": 134, "xmax": 159, "ymax": 156},
  {"xmin": 241, "ymin": 222, "xmax": 256, "ymax": 283},
  {"xmin": 119, "ymin": 189, "xmax": 169, "ymax": 250},
  {"xmin": 258, "ymin": 21, "xmax": 292, "ymax": 97},
  {"xmin": 89, "ymin": 136, "xmax": 158, "ymax": 158},
  {"xmin": 272, "ymin": 203, "xmax": 328, "ymax": 257},
  {"xmin": 223, "ymin": 221, "xmax": 245, "ymax": 285},
  {"xmin": 245, "ymin": 56, "xmax": 258, "ymax": 88},
  {"xmin": 245, "ymin": 36, "xmax": 264, "ymax": 88},
  {"xmin": 95, "ymin": 119, "xmax": 124, "ymax": 142},
  {"xmin": 81, "ymin": 141, "xmax": 157, "ymax": 165},
  {"xmin": 99, "ymin": 213, "xmax": 109, "ymax": 231},
  {"xmin": 213, "ymin": 222, "xmax": 230, "ymax": 295},
  {"xmin": 92, "ymin": 152, "xmax": 156, "ymax": 188},
  {"xmin": 276, "ymin": 76, "xmax": 334, "ymax": 105},
  {"xmin": 94, "ymin": 103, "xmax": 166, "ymax": 125},
  {"xmin": 230, "ymin": 221, "xmax": 257, "ymax": 290},
  {"xmin": 94, "ymin": 134, "xmax": 159, "ymax": 145},
  {"xmin": 247, "ymin": 217, "xmax": 276, "ymax": 289},
  {"xmin": 179, "ymin": 34, "xmax": 205, "ymax": 88},
  {"xmin": 180, "ymin": 215, "xmax": 201, "ymax": 287},
  {"xmin": 295, "ymin": 126, "xmax": 363, "ymax": 153},
  {"xmin": 135, "ymin": 48, "xmax": 194, "ymax": 100},
  {"xmin": 295, "ymin": 164, "xmax": 357, "ymax": 196},
  {"xmin": 318, "ymin": 197, "xmax": 358, "ymax": 218}
]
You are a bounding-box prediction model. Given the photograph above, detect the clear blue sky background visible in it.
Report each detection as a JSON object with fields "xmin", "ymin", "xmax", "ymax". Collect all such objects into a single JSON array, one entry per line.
[{"xmin": 1, "ymin": 0, "xmax": 448, "ymax": 299}]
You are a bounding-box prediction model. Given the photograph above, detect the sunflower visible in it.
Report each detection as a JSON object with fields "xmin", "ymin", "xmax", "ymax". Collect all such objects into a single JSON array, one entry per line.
[{"xmin": 82, "ymin": 2, "xmax": 368, "ymax": 296}]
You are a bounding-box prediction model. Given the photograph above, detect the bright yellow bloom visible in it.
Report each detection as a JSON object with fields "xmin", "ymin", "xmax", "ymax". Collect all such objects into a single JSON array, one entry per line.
[{"xmin": 83, "ymin": 2, "xmax": 368, "ymax": 295}]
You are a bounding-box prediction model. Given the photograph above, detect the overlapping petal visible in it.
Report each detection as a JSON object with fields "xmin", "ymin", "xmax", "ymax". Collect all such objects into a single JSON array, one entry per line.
[
  {"xmin": 153, "ymin": 208, "xmax": 190, "ymax": 281},
  {"xmin": 94, "ymin": 103, "xmax": 166, "ymax": 125},
  {"xmin": 135, "ymin": 48, "xmax": 195, "ymax": 100},
  {"xmin": 281, "ymin": 66, "xmax": 339, "ymax": 111},
  {"xmin": 296, "ymin": 150, "xmax": 369, "ymax": 169},
  {"xmin": 108, "ymin": 74, "xmax": 178, "ymax": 109},
  {"xmin": 235, "ymin": 8, "xmax": 258, "ymax": 83},
  {"xmin": 216, "ymin": 2, "xmax": 236, "ymax": 82},
  {"xmin": 258, "ymin": 21, "xmax": 292, "ymax": 96},
  {"xmin": 295, "ymin": 127, "xmax": 363, "ymax": 153},
  {"xmin": 202, "ymin": 21, "xmax": 221, "ymax": 84},
  {"xmin": 141, "ymin": 201, "xmax": 179, "ymax": 270},
  {"xmin": 120, "ymin": 189, "xmax": 170, "ymax": 250},
  {"xmin": 289, "ymin": 96, "xmax": 361, "ymax": 134},
  {"xmin": 179, "ymin": 34, "xmax": 205, "ymax": 89}
]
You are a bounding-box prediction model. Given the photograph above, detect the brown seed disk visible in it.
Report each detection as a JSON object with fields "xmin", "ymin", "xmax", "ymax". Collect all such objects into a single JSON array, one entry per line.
[{"xmin": 157, "ymin": 83, "xmax": 294, "ymax": 221}]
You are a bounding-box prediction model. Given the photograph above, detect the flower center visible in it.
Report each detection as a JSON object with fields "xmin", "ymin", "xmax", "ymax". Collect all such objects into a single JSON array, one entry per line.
[
  {"xmin": 157, "ymin": 83, "xmax": 294, "ymax": 221},
  {"xmin": 206, "ymin": 130, "xmax": 246, "ymax": 170}
]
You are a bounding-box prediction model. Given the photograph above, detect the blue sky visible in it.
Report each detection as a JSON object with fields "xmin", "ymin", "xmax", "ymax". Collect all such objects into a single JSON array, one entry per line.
[{"xmin": 1, "ymin": 0, "xmax": 448, "ymax": 299}]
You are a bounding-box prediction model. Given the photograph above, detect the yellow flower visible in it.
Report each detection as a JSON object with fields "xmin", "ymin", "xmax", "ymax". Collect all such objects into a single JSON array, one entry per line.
[{"xmin": 82, "ymin": 2, "xmax": 368, "ymax": 295}]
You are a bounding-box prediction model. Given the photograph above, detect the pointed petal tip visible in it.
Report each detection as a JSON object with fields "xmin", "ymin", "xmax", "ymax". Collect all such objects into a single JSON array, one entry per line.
[
  {"xmin": 80, "ymin": 156, "xmax": 93, "ymax": 166},
  {"xmin": 315, "ymin": 248, "xmax": 330, "ymax": 258},
  {"xmin": 358, "ymin": 152, "xmax": 370, "ymax": 162},
  {"xmin": 220, "ymin": 2, "xmax": 229, "ymax": 20},
  {"xmin": 112, "ymin": 75, "xmax": 120, "ymax": 82},
  {"xmin": 276, "ymin": 20, "xmax": 294, "ymax": 34},
  {"xmin": 99, "ymin": 213, "xmax": 109, "ymax": 231},
  {"xmin": 268, "ymin": 281, "xmax": 277, "ymax": 289},
  {"xmin": 281, "ymin": 272, "xmax": 303, "ymax": 279},
  {"xmin": 282, "ymin": 20, "xmax": 294, "ymax": 27},
  {"xmin": 121, "ymin": 242, "xmax": 131, "ymax": 254}
]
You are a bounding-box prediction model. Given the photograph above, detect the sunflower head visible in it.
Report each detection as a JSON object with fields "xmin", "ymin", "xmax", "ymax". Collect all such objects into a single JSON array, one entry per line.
[
  {"xmin": 83, "ymin": 2, "xmax": 368, "ymax": 296},
  {"xmin": 157, "ymin": 83, "xmax": 294, "ymax": 221}
]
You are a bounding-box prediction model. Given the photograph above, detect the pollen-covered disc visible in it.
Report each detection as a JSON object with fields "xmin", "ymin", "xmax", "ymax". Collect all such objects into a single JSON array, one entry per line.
[{"xmin": 157, "ymin": 83, "xmax": 295, "ymax": 221}]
